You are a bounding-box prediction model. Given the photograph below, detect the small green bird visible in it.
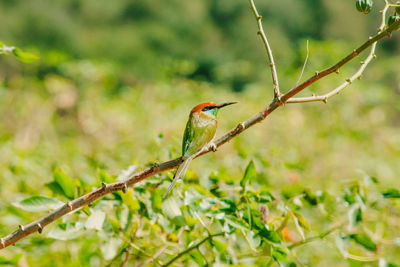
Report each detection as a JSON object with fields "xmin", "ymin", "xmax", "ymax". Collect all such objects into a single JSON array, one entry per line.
[{"xmin": 164, "ymin": 102, "xmax": 237, "ymax": 198}]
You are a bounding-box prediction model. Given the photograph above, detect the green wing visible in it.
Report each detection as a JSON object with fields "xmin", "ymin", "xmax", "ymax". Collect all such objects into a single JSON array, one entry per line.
[
  {"xmin": 182, "ymin": 114, "xmax": 217, "ymax": 156},
  {"xmin": 182, "ymin": 116, "xmax": 195, "ymax": 155}
]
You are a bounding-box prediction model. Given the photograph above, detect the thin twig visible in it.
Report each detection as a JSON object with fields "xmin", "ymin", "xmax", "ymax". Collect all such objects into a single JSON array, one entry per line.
[
  {"xmin": 288, "ymin": 224, "xmax": 342, "ymax": 249},
  {"xmin": 120, "ymin": 211, "xmax": 145, "ymax": 267},
  {"xmin": 0, "ymin": 3, "xmax": 399, "ymax": 251},
  {"xmin": 162, "ymin": 232, "xmax": 224, "ymax": 267},
  {"xmin": 249, "ymin": 0, "xmax": 281, "ymax": 100},
  {"xmin": 286, "ymin": 3, "xmax": 394, "ymax": 104},
  {"xmin": 139, "ymin": 227, "xmax": 184, "ymax": 267},
  {"xmin": 295, "ymin": 40, "xmax": 309, "ymax": 87}
]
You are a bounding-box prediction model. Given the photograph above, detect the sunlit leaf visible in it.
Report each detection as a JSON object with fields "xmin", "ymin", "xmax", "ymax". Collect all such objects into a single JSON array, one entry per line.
[
  {"xmin": 151, "ymin": 188, "xmax": 164, "ymax": 212},
  {"xmin": 121, "ymin": 189, "xmax": 140, "ymax": 212},
  {"xmin": 47, "ymin": 223, "xmax": 84, "ymax": 240},
  {"xmin": 213, "ymin": 239, "xmax": 228, "ymax": 253},
  {"xmin": 335, "ymin": 234, "xmax": 350, "ymax": 257},
  {"xmin": 258, "ymin": 189, "xmax": 275, "ymax": 203},
  {"xmin": 101, "ymin": 237, "xmax": 122, "ymax": 260},
  {"xmin": 162, "ymin": 196, "xmax": 187, "ymax": 226},
  {"xmin": 272, "ymin": 246, "xmax": 288, "ymax": 261},
  {"xmin": 350, "ymin": 234, "xmax": 377, "ymax": 251},
  {"xmin": 12, "ymin": 48, "xmax": 39, "ymax": 63},
  {"xmin": 53, "ymin": 168, "xmax": 75, "ymax": 199},
  {"xmin": 247, "ymin": 231, "xmax": 261, "ymax": 249},
  {"xmin": 97, "ymin": 168, "xmax": 114, "ymax": 183},
  {"xmin": 259, "ymin": 228, "xmax": 281, "ymax": 243},
  {"xmin": 348, "ymin": 204, "xmax": 362, "ymax": 230},
  {"xmin": 294, "ymin": 212, "xmax": 310, "ymax": 231},
  {"xmin": 240, "ymin": 160, "xmax": 256, "ymax": 190},
  {"xmin": 13, "ymin": 195, "xmax": 64, "ymax": 212},
  {"xmin": 85, "ymin": 210, "xmax": 106, "ymax": 230},
  {"xmin": 0, "ymin": 254, "xmax": 22, "ymax": 265},
  {"xmin": 190, "ymin": 249, "xmax": 206, "ymax": 265},
  {"xmin": 382, "ymin": 189, "xmax": 400, "ymax": 199}
]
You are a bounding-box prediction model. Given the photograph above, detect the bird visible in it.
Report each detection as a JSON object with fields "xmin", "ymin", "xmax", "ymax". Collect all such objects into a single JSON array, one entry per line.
[{"xmin": 163, "ymin": 102, "xmax": 237, "ymax": 198}]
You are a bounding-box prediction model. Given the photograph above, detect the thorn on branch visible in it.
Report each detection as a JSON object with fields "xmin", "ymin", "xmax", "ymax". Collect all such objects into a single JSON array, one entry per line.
[
  {"xmin": 352, "ymin": 49, "xmax": 358, "ymax": 56},
  {"xmin": 18, "ymin": 225, "xmax": 24, "ymax": 231},
  {"xmin": 335, "ymin": 69, "xmax": 340, "ymax": 74},
  {"xmin": 67, "ymin": 202, "xmax": 73, "ymax": 211},
  {"xmin": 369, "ymin": 36, "xmax": 373, "ymax": 40},
  {"xmin": 257, "ymin": 15, "xmax": 262, "ymax": 20},
  {"xmin": 360, "ymin": 61, "xmax": 365, "ymax": 65},
  {"xmin": 101, "ymin": 182, "xmax": 107, "ymax": 189},
  {"xmin": 373, "ymin": 54, "xmax": 377, "ymax": 59},
  {"xmin": 357, "ymin": 75, "xmax": 362, "ymax": 80},
  {"xmin": 346, "ymin": 78, "xmax": 352, "ymax": 84},
  {"xmin": 37, "ymin": 223, "xmax": 43, "ymax": 234},
  {"xmin": 323, "ymin": 97, "xmax": 328, "ymax": 104},
  {"xmin": 122, "ymin": 183, "xmax": 128, "ymax": 193},
  {"xmin": 315, "ymin": 71, "xmax": 320, "ymax": 76}
]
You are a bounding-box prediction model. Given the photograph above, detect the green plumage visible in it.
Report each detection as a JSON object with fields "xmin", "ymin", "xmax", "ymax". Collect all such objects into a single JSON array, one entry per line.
[
  {"xmin": 163, "ymin": 102, "xmax": 235, "ymax": 198},
  {"xmin": 182, "ymin": 110, "xmax": 218, "ymax": 156}
]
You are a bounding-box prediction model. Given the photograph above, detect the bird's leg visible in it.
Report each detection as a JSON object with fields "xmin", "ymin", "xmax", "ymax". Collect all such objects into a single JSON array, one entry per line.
[{"xmin": 209, "ymin": 142, "xmax": 217, "ymax": 152}]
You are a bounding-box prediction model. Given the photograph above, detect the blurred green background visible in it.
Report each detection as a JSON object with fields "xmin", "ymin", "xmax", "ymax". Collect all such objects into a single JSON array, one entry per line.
[{"xmin": 1, "ymin": 0, "xmax": 400, "ymax": 265}]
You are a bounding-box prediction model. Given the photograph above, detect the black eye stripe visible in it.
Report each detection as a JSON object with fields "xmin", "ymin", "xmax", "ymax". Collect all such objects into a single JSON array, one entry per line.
[{"xmin": 202, "ymin": 105, "xmax": 215, "ymax": 111}]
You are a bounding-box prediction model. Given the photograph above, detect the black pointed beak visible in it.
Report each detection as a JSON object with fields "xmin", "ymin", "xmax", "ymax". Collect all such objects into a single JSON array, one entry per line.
[{"xmin": 217, "ymin": 102, "xmax": 237, "ymax": 109}]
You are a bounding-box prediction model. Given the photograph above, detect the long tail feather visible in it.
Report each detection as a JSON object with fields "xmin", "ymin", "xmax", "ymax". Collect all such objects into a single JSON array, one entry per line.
[{"xmin": 163, "ymin": 157, "xmax": 192, "ymax": 198}]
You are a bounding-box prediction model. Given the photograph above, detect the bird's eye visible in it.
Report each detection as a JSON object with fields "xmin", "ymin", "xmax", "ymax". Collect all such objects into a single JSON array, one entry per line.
[{"xmin": 202, "ymin": 106, "xmax": 213, "ymax": 111}]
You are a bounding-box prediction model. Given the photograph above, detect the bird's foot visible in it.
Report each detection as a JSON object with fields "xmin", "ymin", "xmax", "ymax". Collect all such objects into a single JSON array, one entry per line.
[{"xmin": 209, "ymin": 142, "xmax": 217, "ymax": 152}]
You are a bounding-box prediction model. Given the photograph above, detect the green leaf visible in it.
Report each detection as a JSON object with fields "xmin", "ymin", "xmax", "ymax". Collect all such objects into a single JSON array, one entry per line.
[
  {"xmin": 240, "ymin": 160, "xmax": 256, "ymax": 190},
  {"xmin": 259, "ymin": 228, "xmax": 281, "ymax": 243},
  {"xmin": 247, "ymin": 231, "xmax": 261, "ymax": 249},
  {"xmin": 101, "ymin": 237, "xmax": 122, "ymax": 260},
  {"xmin": 53, "ymin": 168, "xmax": 75, "ymax": 199},
  {"xmin": 258, "ymin": 189, "xmax": 275, "ymax": 203},
  {"xmin": 47, "ymin": 223, "xmax": 84, "ymax": 240},
  {"xmin": 97, "ymin": 168, "xmax": 114, "ymax": 183},
  {"xmin": 382, "ymin": 188, "xmax": 400, "ymax": 198},
  {"xmin": 213, "ymin": 239, "xmax": 228, "ymax": 253},
  {"xmin": 224, "ymin": 215, "xmax": 248, "ymax": 231},
  {"xmin": 45, "ymin": 181, "xmax": 65, "ymax": 196},
  {"xmin": 335, "ymin": 234, "xmax": 350, "ymax": 257},
  {"xmin": 293, "ymin": 212, "xmax": 310, "ymax": 231},
  {"xmin": 350, "ymin": 234, "xmax": 377, "ymax": 251},
  {"xmin": 12, "ymin": 48, "xmax": 39, "ymax": 63},
  {"xmin": 189, "ymin": 249, "xmax": 206, "ymax": 266},
  {"xmin": 151, "ymin": 188, "xmax": 164, "ymax": 212},
  {"xmin": 85, "ymin": 210, "xmax": 106, "ymax": 230},
  {"xmin": 272, "ymin": 246, "xmax": 288, "ymax": 261},
  {"xmin": 162, "ymin": 196, "xmax": 187, "ymax": 227},
  {"xmin": 0, "ymin": 254, "xmax": 22, "ymax": 265},
  {"xmin": 13, "ymin": 195, "xmax": 64, "ymax": 212},
  {"xmin": 348, "ymin": 204, "xmax": 362, "ymax": 230}
]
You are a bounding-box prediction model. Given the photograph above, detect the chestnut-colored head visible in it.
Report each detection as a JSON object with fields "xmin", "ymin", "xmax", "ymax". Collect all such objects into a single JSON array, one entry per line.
[{"xmin": 190, "ymin": 102, "xmax": 236, "ymax": 116}]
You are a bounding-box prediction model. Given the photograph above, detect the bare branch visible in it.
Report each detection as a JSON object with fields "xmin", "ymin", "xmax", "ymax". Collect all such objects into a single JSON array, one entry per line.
[
  {"xmin": 284, "ymin": 3, "xmax": 396, "ymax": 104},
  {"xmin": 249, "ymin": 0, "xmax": 281, "ymax": 100},
  {"xmin": 0, "ymin": 2, "xmax": 399, "ymax": 250}
]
